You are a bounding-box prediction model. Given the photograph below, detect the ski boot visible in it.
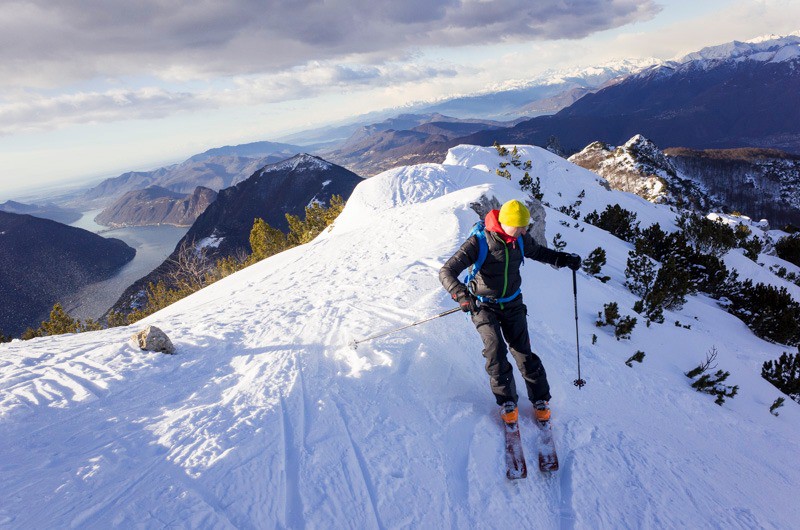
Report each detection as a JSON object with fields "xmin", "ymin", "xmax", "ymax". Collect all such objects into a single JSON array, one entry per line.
[
  {"xmin": 500, "ymin": 401, "xmax": 518, "ymax": 425},
  {"xmin": 533, "ymin": 400, "xmax": 551, "ymax": 423}
]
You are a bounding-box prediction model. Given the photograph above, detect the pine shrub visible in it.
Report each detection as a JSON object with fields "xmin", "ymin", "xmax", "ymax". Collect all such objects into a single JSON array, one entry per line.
[
  {"xmin": 635, "ymin": 223, "xmax": 670, "ymax": 261},
  {"xmin": 22, "ymin": 303, "xmax": 102, "ymax": 339},
  {"xmin": 519, "ymin": 172, "xmax": 532, "ymax": 191},
  {"xmin": 582, "ymin": 247, "xmax": 610, "ymax": 282},
  {"xmin": 596, "ymin": 302, "xmax": 620, "ymax": 327},
  {"xmin": 775, "ymin": 234, "xmax": 800, "ymax": 267},
  {"xmin": 770, "ymin": 397, "xmax": 786, "ymax": 416},
  {"xmin": 595, "ymin": 302, "xmax": 636, "ymax": 339},
  {"xmin": 677, "ymin": 213, "xmax": 737, "ymax": 258},
  {"xmin": 625, "ymin": 351, "xmax": 645, "ymax": 367},
  {"xmin": 762, "ymin": 352, "xmax": 800, "ymax": 403},
  {"xmin": 250, "ymin": 218, "xmax": 289, "ymax": 260},
  {"xmin": 625, "ymin": 250, "xmax": 656, "ymax": 297},
  {"xmin": 493, "ymin": 141, "xmax": 509, "ymax": 157},
  {"xmin": 614, "ymin": 316, "xmax": 637, "ymax": 340},
  {"xmin": 552, "ymin": 233, "xmax": 566, "ymax": 251},
  {"xmin": 721, "ymin": 279, "xmax": 800, "ymax": 345},
  {"xmin": 583, "ymin": 204, "xmax": 640, "ymax": 242},
  {"xmin": 685, "ymin": 347, "xmax": 738, "ymax": 405}
]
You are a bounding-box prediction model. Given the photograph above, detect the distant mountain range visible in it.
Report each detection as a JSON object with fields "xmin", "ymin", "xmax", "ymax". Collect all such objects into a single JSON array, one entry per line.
[
  {"xmin": 0, "ymin": 200, "xmax": 82, "ymax": 224},
  {"xmin": 0, "ymin": 211, "xmax": 135, "ymax": 337},
  {"xmin": 109, "ymin": 154, "xmax": 363, "ymax": 314},
  {"xmin": 78, "ymin": 142, "xmax": 304, "ymax": 208},
  {"xmin": 323, "ymin": 114, "xmax": 517, "ymax": 176},
  {"xmin": 95, "ymin": 186, "xmax": 218, "ymax": 228},
  {"xmin": 458, "ymin": 34, "xmax": 800, "ymax": 154},
  {"xmin": 415, "ymin": 59, "xmax": 658, "ymax": 120}
]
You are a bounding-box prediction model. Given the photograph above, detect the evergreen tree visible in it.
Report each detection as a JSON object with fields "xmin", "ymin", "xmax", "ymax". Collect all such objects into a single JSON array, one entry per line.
[
  {"xmin": 625, "ymin": 351, "xmax": 645, "ymax": 367},
  {"xmin": 762, "ymin": 352, "xmax": 800, "ymax": 403},
  {"xmin": 625, "ymin": 250, "xmax": 656, "ymax": 297},
  {"xmin": 635, "ymin": 223, "xmax": 670, "ymax": 261},
  {"xmin": 722, "ymin": 279, "xmax": 800, "ymax": 345},
  {"xmin": 650, "ymin": 255, "xmax": 692, "ymax": 311},
  {"xmin": 678, "ymin": 213, "xmax": 737, "ymax": 258},
  {"xmin": 595, "ymin": 301, "xmax": 635, "ymax": 338},
  {"xmin": 552, "ymin": 233, "xmax": 566, "ymax": 251},
  {"xmin": 614, "ymin": 316, "xmax": 637, "ymax": 340},
  {"xmin": 596, "ymin": 302, "xmax": 620, "ymax": 327},
  {"xmin": 528, "ymin": 176, "xmax": 544, "ymax": 201},
  {"xmin": 584, "ymin": 204, "xmax": 639, "ymax": 242},
  {"xmin": 492, "ymin": 141, "xmax": 509, "ymax": 157},
  {"xmin": 686, "ymin": 347, "xmax": 739, "ymax": 405},
  {"xmin": 22, "ymin": 303, "xmax": 102, "ymax": 339},
  {"xmin": 582, "ymin": 247, "xmax": 610, "ymax": 282},
  {"xmin": 775, "ymin": 234, "xmax": 800, "ymax": 267},
  {"xmin": 519, "ymin": 172, "xmax": 533, "ymax": 192},
  {"xmin": 739, "ymin": 235, "xmax": 763, "ymax": 261},
  {"xmin": 250, "ymin": 218, "xmax": 289, "ymax": 261}
]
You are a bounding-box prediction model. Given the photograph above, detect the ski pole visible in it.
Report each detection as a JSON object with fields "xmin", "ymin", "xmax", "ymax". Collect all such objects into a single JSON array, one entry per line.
[
  {"xmin": 572, "ymin": 269, "xmax": 587, "ymax": 388},
  {"xmin": 350, "ymin": 307, "xmax": 461, "ymax": 349}
]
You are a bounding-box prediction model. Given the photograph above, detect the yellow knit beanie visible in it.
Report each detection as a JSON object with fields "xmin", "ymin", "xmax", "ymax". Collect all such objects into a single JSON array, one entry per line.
[{"xmin": 498, "ymin": 200, "xmax": 530, "ymax": 227}]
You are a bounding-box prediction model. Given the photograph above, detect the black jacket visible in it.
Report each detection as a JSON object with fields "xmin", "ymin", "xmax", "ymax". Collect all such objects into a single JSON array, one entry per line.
[{"xmin": 439, "ymin": 228, "xmax": 570, "ymax": 302}]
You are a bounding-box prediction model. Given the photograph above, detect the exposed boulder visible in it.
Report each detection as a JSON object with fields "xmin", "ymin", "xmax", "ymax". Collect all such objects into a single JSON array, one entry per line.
[{"xmin": 132, "ymin": 325, "xmax": 175, "ymax": 354}]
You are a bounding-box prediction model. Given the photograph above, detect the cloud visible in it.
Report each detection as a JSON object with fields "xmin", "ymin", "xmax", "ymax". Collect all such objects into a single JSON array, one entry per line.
[
  {"xmin": 0, "ymin": 89, "xmax": 205, "ymax": 135},
  {"xmin": 0, "ymin": 62, "xmax": 460, "ymax": 134},
  {"xmin": 0, "ymin": 0, "xmax": 661, "ymax": 88}
]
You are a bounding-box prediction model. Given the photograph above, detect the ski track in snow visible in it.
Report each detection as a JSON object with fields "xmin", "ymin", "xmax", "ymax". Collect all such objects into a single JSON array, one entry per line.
[{"xmin": 2, "ymin": 144, "xmax": 799, "ymax": 528}]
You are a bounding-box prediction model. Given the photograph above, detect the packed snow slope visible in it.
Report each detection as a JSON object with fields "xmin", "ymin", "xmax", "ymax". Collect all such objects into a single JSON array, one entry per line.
[{"xmin": 2, "ymin": 146, "xmax": 799, "ymax": 529}]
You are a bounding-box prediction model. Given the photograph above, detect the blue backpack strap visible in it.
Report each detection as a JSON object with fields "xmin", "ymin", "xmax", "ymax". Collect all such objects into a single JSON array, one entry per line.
[
  {"xmin": 518, "ymin": 235, "xmax": 524, "ymax": 266},
  {"xmin": 462, "ymin": 221, "xmax": 487, "ymax": 287}
]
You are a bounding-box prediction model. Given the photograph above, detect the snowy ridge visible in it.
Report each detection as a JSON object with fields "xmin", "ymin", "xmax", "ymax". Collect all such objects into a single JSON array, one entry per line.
[
  {"xmin": 633, "ymin": 33, "xmax": 800, "ymax": 81},
  {"xmin": 261, "ymin": 153, "xmax": 332, "ymax": 173},
  {"xmin": 679, "ymin": 32, "xmax": 800, "ymax": 64},
  {"xmin": 567, "ymin": 135, "xmax": 716, "ymax": 210},
  {"xmin": 1, "ymin": 145, "xmax": 798, "ymax": 528},
  {"xmin": 486, "ymin": 58, "xmax": 660, "ymax": 92}
]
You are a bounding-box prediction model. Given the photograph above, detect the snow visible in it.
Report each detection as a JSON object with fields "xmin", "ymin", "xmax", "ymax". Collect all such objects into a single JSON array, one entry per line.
[
  {"xmin": 196, "ymin": 233, "xmax": 223, "ymax": 249},
  {"xmin": 678, "ymin": 34, "xmax": 800, "ymax": 65},
  {"xmin": 635, "ymin": 33, "xmax": 800, "ymax": 81},
  {"xmin": 1, "ymin": 145, "xmax": 798, "ymax": 528},
  {"xmin": 262, "ymin": 153, "xmax": 332, "ymax": 174}
]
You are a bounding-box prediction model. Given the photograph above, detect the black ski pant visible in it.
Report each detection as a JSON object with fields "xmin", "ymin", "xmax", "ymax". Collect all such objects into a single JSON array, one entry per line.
[{"xmin": 470, "ymin": 298, "xmax": 551, "ymax": 406}]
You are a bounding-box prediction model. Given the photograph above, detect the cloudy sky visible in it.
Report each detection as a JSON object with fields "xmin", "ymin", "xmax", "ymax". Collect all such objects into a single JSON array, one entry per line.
[{"xmin": 1, "ymin": 0, "xmax": 798, "ymax": 200}]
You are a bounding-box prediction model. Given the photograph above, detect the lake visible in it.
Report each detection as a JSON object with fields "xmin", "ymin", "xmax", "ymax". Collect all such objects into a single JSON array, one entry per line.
[{"xmin": 62, "ymin": 209, "xmax": 189, "ymax": 320}]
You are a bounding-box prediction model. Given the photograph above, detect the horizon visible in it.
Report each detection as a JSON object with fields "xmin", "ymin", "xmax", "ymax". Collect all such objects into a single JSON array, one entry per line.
[{"xmin": 1, "ymin": 0, "xmax": 799, "ymax": 202}]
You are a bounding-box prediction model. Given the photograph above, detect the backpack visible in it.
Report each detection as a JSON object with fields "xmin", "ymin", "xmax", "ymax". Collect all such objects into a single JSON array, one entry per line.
[{"xmin": 462, "ymin": 220, "xmax": 525, "ymax": 304}]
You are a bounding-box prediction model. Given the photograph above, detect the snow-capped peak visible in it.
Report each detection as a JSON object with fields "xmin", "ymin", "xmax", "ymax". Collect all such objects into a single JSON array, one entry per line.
[
  {"xmin": 261, "ymin": 153, "xmax": 332, "ymax": 173},
  {"xmin": 676, "ymin": 32, "xmax": 800, "ymax": 66},
  {"xmin": 568, "ymin": 135, "xmax": 716, "ymax": 210}
]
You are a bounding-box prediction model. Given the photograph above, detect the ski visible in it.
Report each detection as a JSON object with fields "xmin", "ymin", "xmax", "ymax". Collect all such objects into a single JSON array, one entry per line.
[
  {"xmin": 504, "ymin": 420, "xmax": 528, "ymax": 479},
  {"xmin": 536, "ymin": 419, "xmax": 559, "ymax": 472}
]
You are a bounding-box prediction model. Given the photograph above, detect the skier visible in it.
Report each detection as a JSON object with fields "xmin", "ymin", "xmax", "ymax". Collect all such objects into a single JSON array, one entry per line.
[{"xmin": 439, "ymin": 199, "xmax": 581, "ymax": 426}]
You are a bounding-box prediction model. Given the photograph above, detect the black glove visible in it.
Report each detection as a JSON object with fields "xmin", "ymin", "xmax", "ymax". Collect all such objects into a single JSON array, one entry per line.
[
  {"xmin": 564, "ymin": 253, "xmax": 581, "ymax": 271},
  {"xmin": 453, "ymin": 289, "xmax": 480, "ymax": 313}
]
